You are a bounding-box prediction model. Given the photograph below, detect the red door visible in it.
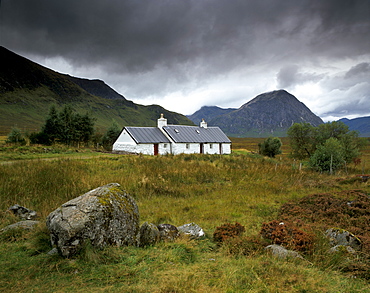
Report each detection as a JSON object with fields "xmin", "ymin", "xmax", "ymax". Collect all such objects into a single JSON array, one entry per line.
[{"xmin": 154, "ymin": 144, "xmax": 159, "ymax": 155}]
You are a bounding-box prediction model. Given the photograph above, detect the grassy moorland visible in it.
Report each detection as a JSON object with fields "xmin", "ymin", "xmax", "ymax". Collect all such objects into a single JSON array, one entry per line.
[{"xmin": 0, "ymin": 138, "xmax": 369, "ymax": 292}]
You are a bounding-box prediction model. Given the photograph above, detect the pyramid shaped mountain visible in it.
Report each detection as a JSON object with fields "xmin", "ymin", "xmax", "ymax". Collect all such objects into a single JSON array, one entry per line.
[{"xmin": 208, "ymin": 90, "xmax": 324, "ymax": 137}]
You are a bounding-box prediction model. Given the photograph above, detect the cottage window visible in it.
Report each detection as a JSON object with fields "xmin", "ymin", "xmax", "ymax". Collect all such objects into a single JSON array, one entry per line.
[
  {"xmin": 164, "ymin": 144, "xmax": 167, "ymax": 148},
  {"xmin": 210, "ymin": 144, "xmax": 213, "ymax": 149},
  {"xmin": 186, "ymin": 143, "xmax": 190, "ymax": 149}
]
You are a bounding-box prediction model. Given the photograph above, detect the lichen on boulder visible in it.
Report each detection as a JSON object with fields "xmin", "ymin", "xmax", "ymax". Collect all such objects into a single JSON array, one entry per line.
[{"xmin": 46, "ymin": 183, "xmax": 139, "ymax": 257}]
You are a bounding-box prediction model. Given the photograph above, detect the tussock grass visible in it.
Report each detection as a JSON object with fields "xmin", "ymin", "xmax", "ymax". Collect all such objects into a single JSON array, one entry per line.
[{"xmin": 0, "ymin": 139, "xmax": 369, "ymax": 292}]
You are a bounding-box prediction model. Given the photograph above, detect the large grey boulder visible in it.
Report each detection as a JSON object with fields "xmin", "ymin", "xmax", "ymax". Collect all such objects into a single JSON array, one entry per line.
[
  {"xmin": 46, "ymin": 183, "xmax": 139, "ymax": 257},
  {"xmin": 177, "ymin": 223, "xmax": 205, "ymax": 239},
  {"xmin": 325, "ymin": 228, "xmax": 362, "ymax": 250}
]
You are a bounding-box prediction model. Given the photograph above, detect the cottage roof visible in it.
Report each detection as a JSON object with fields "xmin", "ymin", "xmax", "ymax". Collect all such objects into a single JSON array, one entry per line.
[
  {"xmin": 125, "ymin": 127, "xmax": 171, "ymax": 143},
  {"xmin": 163, "ymin": 125, "xmax": 231, "ymax": 143}
]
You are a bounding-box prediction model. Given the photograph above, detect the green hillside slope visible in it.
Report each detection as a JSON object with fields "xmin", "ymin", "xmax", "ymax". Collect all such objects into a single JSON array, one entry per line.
[{"xmin": 0, "ymin": 46, "xmax": 193, "ymax": 135}]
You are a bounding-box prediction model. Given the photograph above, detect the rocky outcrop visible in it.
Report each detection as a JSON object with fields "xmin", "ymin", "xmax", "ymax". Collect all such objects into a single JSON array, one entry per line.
[{"xmin": 46, "ymin": 183, "xmax": 139, "ymax": 257}]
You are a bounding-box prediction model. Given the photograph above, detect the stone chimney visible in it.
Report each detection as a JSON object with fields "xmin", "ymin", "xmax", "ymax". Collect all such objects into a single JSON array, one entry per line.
[
  {"xmin": 200, "ymin": 119, "xmax": 207, "ymax": 129},
  {"xmin": 157, "ymin": 113, "xmax": 167, "ymax": 128}
]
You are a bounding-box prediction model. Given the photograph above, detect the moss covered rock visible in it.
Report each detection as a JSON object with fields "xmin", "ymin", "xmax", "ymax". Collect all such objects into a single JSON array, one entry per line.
[{"xmin": 46, "ymin": 183, "xmax": 139, "ymax": 257}]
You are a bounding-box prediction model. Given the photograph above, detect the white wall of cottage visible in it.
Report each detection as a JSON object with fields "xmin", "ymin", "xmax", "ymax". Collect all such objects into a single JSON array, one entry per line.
[{"xmin": 113, "ymin": 126, "xmax": 231, "ymax": 155}]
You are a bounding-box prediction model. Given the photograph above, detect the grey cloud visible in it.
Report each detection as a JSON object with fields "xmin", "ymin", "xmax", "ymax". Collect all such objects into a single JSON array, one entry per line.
[
  {"xmin": 1, "ymin": 0, "xmax": 369, "ymax": 117},
  {"xmin": 345, "ymin": 63, "xmax": 370, "ymax": 79},
  {"xmin": 277, "ymin": 65, "xmax": 324, "ymax": 89},
  {"xmin": 323, "ymin": 62, "xmax": 370, "ymax": 92}
]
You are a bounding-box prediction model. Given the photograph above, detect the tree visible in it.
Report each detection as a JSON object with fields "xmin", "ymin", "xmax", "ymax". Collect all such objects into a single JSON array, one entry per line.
[
  {"xmin": 102, "ymin": 122, "xmax": 121, "ymax": 150},
  {"xmin": 288, "ymin": 121, "xmax": 364, "ymax": 173},
  {"xmin": 287, "ymin": 122, "xmax": 316, "ymax": 159},
  {"xmin": 37, "ymin": 105, "xmax": 96, "ymax": 146},
  {"xmin": 315, "ymin": 121, "xmax": 351, "ymax": 146},
  {"xmin": 6, "ymin": 127, "xmax": 26, "ymax": 145},
  {"xmin": 258, "ymin": 137, "xmax": 282, "ymax": 158},
  {"xmin": 42, "ymin": 105, "xmax": 61, "ymax": 144},
  {"xmin": 58, "ymin": 105, "xmax": 74, "ymax": 145},
  {"xmin": 308, "ymin": 137, "xmax": 345, "ymax": 173}
]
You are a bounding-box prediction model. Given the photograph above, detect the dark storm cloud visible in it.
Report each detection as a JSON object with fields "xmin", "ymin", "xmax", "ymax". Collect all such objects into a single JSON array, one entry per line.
[
  {"xmin": 1, "ymin": 0, "xmax": 369, "ymax": 117},
  {"xmin": 3, "ymin": 0, "xmax": 368, "ymax": 72}
]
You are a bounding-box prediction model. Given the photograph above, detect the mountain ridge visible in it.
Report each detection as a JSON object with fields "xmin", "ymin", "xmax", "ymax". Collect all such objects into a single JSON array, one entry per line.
[
  {"xmin": 339, "ymin": 116, "xmax": 370, "ymax": 137},
  {"xmin": 0, "ymin": 46, "xmax": 193, "ymax": 135}
]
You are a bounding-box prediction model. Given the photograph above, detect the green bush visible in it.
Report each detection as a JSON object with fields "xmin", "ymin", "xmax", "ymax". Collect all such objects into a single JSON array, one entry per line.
[
  {"xmin": 6, "ymin": 128, "xmax": 26, "ymax": 145},
  {"xmin": 308, "ymin": 137, "xmax": 345, "ymax": 173},
  {"xmin": 258, "ymin": 137, "xmax": 282, "ymax": 158}
]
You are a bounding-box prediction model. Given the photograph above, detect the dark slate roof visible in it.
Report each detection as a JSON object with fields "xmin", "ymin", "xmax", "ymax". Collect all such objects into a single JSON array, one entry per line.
[
  {"xmin": 163, "ymin": 125, "xmax": 231, "ymax": 143},
  {"xmin": 125, "ymin": 127, "xmax": 171, "ymax": 143}
]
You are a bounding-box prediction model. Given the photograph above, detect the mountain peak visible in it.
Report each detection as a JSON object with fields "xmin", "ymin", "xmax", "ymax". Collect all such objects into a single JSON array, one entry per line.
[{"xmin": 208, "ymin": 90, "xmax": 323, "ymax": 137}]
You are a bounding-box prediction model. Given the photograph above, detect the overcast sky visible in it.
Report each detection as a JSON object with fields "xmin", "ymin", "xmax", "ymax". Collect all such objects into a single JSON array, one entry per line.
[{"xmin": 1, "ymin": 0, "xmax": 369, "ymax": 121}]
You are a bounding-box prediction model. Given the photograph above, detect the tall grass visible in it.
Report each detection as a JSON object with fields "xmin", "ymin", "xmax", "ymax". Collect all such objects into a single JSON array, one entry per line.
[{"xmin": 0, "ymin": 145, "xmax": 369, "ymax": 292}]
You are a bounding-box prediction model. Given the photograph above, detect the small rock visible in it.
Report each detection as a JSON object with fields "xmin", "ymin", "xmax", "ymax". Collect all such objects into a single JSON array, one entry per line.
[
  {"xmin": 329, "ymin": 245, "xmax": 356, "ymax": 254},
  {"xmin": 1, "ymin": 220, "xmax": 40, "ymax": 232},
  {"xmin": 265, "ymin": 244, "xmax": 303, "ymax": 259},
  {"xmin": 8, "ymin": 204, "xmax": 37, "ymax": 220},
  {"xmin": 138, "ymin": 222, "xmax": 160, "ymax": 247},
  {"xmin": 157, "ymin": 224, "xmax": 179, "ymax": 242},
  {"xmin": 47, "ymin": 248, "xmax": 59, "ymax": 255},
  {"xmin": 177, "ymin": 223, "xmax": 205, "ymax": 239},
  {"xmin": 325, "ymin": 228, "xmax": 362, "ymax": 250}
]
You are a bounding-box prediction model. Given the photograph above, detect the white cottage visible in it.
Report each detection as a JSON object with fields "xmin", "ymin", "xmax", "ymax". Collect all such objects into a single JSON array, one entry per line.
[{"xmin": 113, "ymin": 114, "xmax": 231, "ymax": 155}]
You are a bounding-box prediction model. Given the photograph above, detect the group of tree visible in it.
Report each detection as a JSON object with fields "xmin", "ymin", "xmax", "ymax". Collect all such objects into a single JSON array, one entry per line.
[
  {"xmin": 257, "ymin": 121, "xmax": 365, "ymax": 173},
  {"xmin": 7, "ymin": 105, "xmax": 121, "ymax": 149},
  {"xmin": 29, "ymin": 105, "xmax": 96, "ymax": 147},
  {"xmin": 287, "ymin": 121, "xmax": 365, "ymax": 173}
]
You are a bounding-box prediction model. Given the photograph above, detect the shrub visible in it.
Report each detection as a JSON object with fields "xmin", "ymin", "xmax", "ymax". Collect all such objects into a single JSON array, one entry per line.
[
  {"xmin": 260, "ymin": 220, "xmax": 314, "ymax": 252},
  {"xmin": 6, "ymin": 127, "xmax": 26, "ymax": 145},
  {"xmin": 213, "ymin": 222, "xmax": 245, "ymax": 243},
  {"xmin": 258, "ymin": 137, "xmax": 282, "ymax": 158}
]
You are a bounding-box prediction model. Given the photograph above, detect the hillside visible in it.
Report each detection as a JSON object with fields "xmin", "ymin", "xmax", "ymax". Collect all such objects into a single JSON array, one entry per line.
[
  {"xmin": 339, "ymin": 116, "xmax": 370, "ymax": 137},
  {"xmin": 193, "ymin": 90, "xmax": 323, "ymax": 137},
  {"xmin": 0, "ymin": 46, "xmax": 193, "ymax": 135}
]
